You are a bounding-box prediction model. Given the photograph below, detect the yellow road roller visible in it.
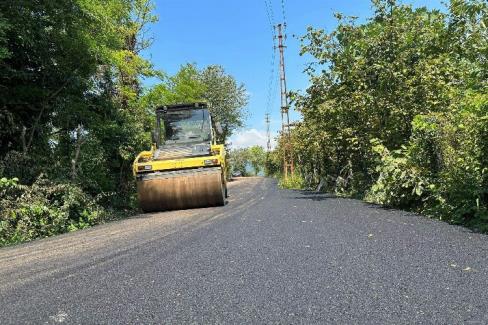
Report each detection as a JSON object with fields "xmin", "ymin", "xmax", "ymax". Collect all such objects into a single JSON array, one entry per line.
[{"xmin": 133, "ymin": 103, "xmax": 227, "ymax": 212}]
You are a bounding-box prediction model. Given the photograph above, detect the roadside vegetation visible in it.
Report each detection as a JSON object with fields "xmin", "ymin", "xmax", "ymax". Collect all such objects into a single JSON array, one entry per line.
[
  {"xmin": 229, "ymin": 146, "xmax": 267, "ymax": 177},
  {"xmin": 275, "ymin": 0, "xmax": 488, "ymax": 230},
  {"xmin": 0, "ymin": 0, "xmax": 247, "ymax": 246}
]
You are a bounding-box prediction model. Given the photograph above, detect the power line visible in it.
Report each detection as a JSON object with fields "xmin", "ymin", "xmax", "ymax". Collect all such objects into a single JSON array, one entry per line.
[
  {"xmin": 276, "ymin": 23, "xmax": 294, "ymax": 179},
  {"xmin": 264, "ymin": 0, "xmax": 277, "ymax": 118},
  {"xmin": 265, "ymin": 112, "xmax": 271, "ymax": 174},
  {"xmin": 280, "ymin": 0, "xmax": 287, "ymax": 28},
  {"xmin": 265, "ymin": 42, "xmax": 276, "ymax": 113},
  {"xmin": 268, "ymin": 57, "xmax": 278, "ymax": 114},
  {"xmin": 263, "ymin": 0, "xmax": 276, "ymax": 36},
  {"xmin": 264, "ymin": 0, "xmax": 287, "ymax": 116},
  {"xmin": 263, "ymin": 0, "xmax": 293, "ymax": 178},
  {"xmin": 265, "ymin": 113, "xmax": 271, "ymax": 153}
]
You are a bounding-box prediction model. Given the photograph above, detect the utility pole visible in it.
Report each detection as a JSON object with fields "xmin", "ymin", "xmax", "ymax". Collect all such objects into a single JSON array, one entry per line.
[
  {"xmin": 265, "ymin": 112, "xmax": 271, "ymax": 153},
  {"xmin": 265, "ymin": 112, "xmax": 271, "ymax": 176},
  {"xmin": 276, "ymin": 23, "xmax": 294, "ymax": 179}
]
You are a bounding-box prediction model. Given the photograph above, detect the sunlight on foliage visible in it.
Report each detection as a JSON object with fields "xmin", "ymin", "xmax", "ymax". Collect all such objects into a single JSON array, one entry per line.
[{"xmin": 275, "ymin": 0, "xmax": 487, "ymax": 230}]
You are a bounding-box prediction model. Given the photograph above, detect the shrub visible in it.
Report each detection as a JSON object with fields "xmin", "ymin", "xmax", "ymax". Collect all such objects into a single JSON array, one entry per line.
[
  {"xmin": 279, "ymin": 173, "xmax": 305, "ymax": 190},
  {"xmin": 0, "ymin": 175, "xmax": 109, "ymax": 246},
  {"xmin": 365, "ymin": 141, "xmax": 433, "ymax": 210},
  {"xmin": 366, "ymin": 93, "xmax": 488, "ymax": 231}
]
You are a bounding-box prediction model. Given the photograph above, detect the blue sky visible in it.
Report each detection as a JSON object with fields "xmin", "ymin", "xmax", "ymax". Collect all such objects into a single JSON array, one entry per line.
[{"xmin": 145, "ymin": 0, "xmax": 444, "ymax": 148}]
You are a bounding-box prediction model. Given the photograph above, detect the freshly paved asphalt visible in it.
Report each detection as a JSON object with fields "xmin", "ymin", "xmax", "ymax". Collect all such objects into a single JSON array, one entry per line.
[{"xmin": 1, "ymin": 177, "xmax": 488, "ymax": 324}]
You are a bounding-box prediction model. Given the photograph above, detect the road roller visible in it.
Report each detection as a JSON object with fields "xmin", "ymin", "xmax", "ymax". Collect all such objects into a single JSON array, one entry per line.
[{"xmin": 133, "ymin": 102, "xmax": 227, "ymax": 212}]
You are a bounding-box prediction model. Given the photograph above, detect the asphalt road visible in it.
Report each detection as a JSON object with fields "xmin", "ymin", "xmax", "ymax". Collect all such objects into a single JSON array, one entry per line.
[{"xmin": 1, "ymin": 177, "xmax": 488, "ymax": 324}]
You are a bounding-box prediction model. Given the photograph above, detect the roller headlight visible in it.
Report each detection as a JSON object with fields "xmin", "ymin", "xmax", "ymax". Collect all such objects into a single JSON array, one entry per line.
[{"xmin": 138, "ymin": 165, "xmax": 152, "ymax": 171}]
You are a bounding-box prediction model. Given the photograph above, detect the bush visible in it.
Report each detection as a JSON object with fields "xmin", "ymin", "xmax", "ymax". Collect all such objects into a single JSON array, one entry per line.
[
  {"xmin": 365, "ymin": 141, "xmax": 433, "ymax": 210},
  {"xmin": 0, "ymin": 175, "xmax": 109, "ymax": 246},
  {"xmin": 279, "ymin": 173, "xmax": 305, "ymax": 190},
  {"xmin": 366, "ymin": 93, "xmax": 488, "ymax": 231}
]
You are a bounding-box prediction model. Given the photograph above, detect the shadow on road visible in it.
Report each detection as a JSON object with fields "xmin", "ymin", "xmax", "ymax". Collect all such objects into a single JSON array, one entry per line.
[{"xmin": 291, "ymin": 190, "xmax": 337, "ymax": 201}]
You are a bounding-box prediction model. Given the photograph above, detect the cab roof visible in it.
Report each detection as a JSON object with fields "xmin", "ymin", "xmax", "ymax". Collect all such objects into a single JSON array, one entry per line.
[{"xmin": 156, "ymin": 102, "xmax": 208, "ymax": 113}]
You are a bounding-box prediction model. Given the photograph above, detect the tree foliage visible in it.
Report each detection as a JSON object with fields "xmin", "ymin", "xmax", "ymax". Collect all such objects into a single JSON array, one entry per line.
[
  {"xmin": 0, "ymin": 176, "xmax": 111, "ymax": 246},
  {"xmin": 143, "ymin": 63, "xmax": 248, "ymax": 143},
  {"xmin": 229, "ymin": 146, "xmax": 266, "ymax": 176},
  {"xmin": 0, "ymin": 0, "xmax": 158, "ymax": 245},
  {"xmin": 199, "ymin": 65, "xmax": 249, "ymax": 143},
  {"xmin": 279, "ymin": 0, "xmax": 487, "ymax": 229}
]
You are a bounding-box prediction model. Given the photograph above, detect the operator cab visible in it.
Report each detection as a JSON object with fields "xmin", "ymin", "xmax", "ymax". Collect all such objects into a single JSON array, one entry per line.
[
  {"xmin": 155, "ymin": 103, "xmax": 213, "ymax": 147},
  {"xmin": 153, "ymin": 103, "xmax": 216, "ymax": 159}
]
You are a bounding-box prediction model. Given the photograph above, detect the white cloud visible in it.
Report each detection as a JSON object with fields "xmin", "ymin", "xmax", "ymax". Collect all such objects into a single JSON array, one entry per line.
[{"xmin": 229, "ymin": 128, "xmax": 276, "ymax": 150}]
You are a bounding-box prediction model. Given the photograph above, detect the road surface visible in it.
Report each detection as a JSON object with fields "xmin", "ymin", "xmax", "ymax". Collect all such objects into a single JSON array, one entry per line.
[{"xmin": 1, "ymin": 177, "xmax": 487, "ymax": 324}]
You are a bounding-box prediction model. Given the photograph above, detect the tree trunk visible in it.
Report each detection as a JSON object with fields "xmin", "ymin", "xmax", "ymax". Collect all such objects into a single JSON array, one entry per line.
[{"xmin": 71, "ymin": 124, "xmax": 84, "ymax": 181}]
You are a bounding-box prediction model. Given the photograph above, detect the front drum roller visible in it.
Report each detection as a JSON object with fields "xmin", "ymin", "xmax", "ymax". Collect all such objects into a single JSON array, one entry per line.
[{"xmin": 136, "ymin": 167, "xmax": 225, "ymax": 212}]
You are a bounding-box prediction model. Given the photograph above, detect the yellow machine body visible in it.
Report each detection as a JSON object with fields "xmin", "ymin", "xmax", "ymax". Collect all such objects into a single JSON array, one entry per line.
[{"xmin": 133, "ymin": 144, "xmax": 225, "ymax": 175}]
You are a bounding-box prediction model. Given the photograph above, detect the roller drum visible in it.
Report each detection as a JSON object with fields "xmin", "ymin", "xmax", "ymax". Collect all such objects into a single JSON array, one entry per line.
[{"xmin": 137, "ymin": 167, "xmax": 225, "ymax": 212}]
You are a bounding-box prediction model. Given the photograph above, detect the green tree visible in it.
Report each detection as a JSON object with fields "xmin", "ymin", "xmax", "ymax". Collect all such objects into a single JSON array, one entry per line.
[
  {"xmin": 282, "ymin": 0, "xmax": 487, "ymax": 228},
  {"xmin": 142, "ymin": 64, "xmax": 248, "ymax": 143},
  {"xmin": 292, "ymin": 0, "xmax": 460, "ymax": 194},
  {"xmin": 229, "ymin": 146, "xmax": 266, "ymax": 176},
  {"xmin": 229, "ymin": 148, "xmax": 250, "ymax": 176},
  {"xmin": 0, "ymin": 0, "xmax": 158, "ymax": 200},
  {"xmin": 247, "ymin": 146, "xmax": 266, "ymax": 176},
  {"xmin": 199, "ymin": 65, "xmax": 249, "ymax": 143},
  {"xmin": 0, "ymin": 13, "xmax": 9, "ymax": 61},
  {"xmin": 142, "ymin": 64, "xmax": 206, "ymax": 107},
  {"xmin": 0, "ymin": 0, "xmax": 161, "ymax": 245}
]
